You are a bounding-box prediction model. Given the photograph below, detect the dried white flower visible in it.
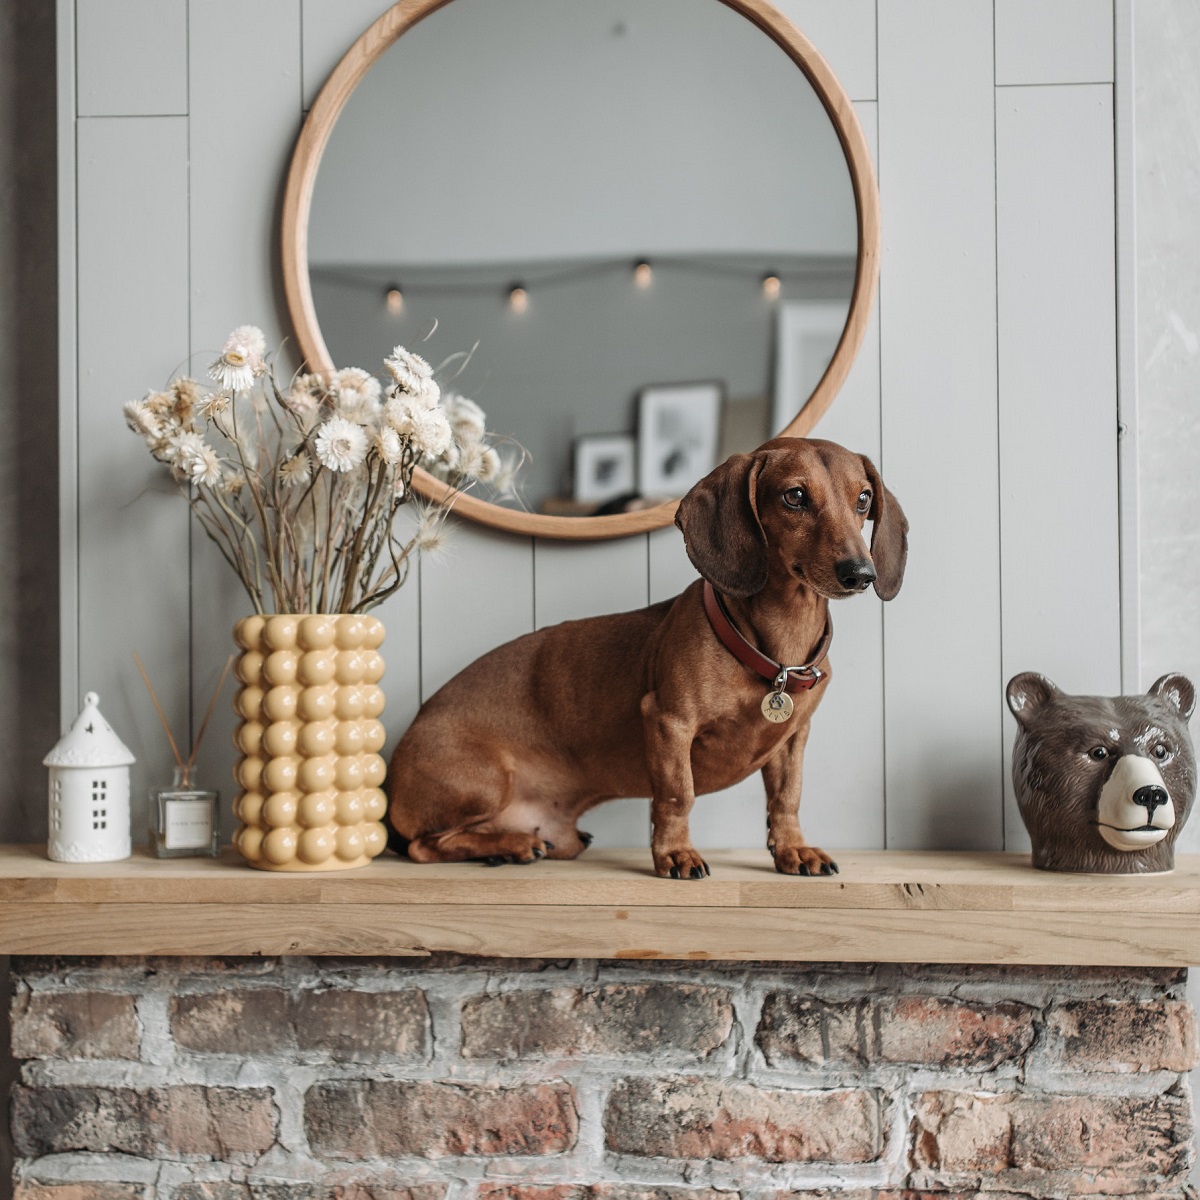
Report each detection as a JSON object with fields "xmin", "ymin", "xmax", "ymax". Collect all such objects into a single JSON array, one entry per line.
[
  {"xmin": 144, "ymin": 390, "xmax": 174, "ymax": 416},
  {"xmin": 192, "ymin": 445, "xmax": 223, "ymax": 488},
  {"xmin": 123, "ymin": 398, "xmax": 162, "ymax": 439},
  {"xmin": 332, "ymin": 368, "xmax": 382, "ymax": 424},
  {"xmin": 279, "ymin": 452, "xmax": 312, "ymax": 488},
  {"xmin": 477, "ymin": 447, "xmax": 502, "ymax": 483},
  {"xmin": 384, "ymin": 394, "xmax": 416, "ymax": 436},
  {"xmin": 171, "ymin": 431, "xmax": 221, "ymax": 487},
  {"xmin": 456, "ymin": 441, "xmax": 487, "ymax": 480},
  {"xmin": 384, "ymin": 347, "xmax": 434, "ymax": 395},
  {"xmin": 409, "ymin": 407, "xmax": 453, "ymax": 459},
  {"xmin": 314, "ymin": 417, "xmax": 368, "ymax": 473},
  {"xmin": 374, "ymin": 427, "xmax": 403, "ymax": 466},
  {"xmin": 165, "ymin": 428, "xmax": 204, "ymax": 464},
  {"xmin": 443, "ymin": 392, "xmax": 487, "ymax": 441},
  {"xmin": 195, "ymin": 391, "xmax": 231, "ymax": 420},
  {"xmin": 208, "ymin": 325, "xmax": 267, "ymax": 393},
  {"xmin": 414, "ymin": 506, "xmax": 449, "ymax": 557}
]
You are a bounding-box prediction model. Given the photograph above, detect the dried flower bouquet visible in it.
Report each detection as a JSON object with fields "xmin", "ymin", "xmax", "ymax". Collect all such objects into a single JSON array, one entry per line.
[{"xmin": 126, "ymin": 326, "xmax": 515, "ymax": 614}]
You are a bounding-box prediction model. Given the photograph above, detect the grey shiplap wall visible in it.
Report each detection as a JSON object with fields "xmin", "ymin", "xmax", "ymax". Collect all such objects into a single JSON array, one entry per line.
[{"xmin": 60, "ymin": 0, "xmax": 1128, "ymax": 854}]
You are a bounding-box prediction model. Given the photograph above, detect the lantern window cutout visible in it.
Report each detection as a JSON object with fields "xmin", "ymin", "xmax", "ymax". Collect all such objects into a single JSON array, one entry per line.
[{"xmin": 43, "ymin": 691, "xmax": 136, "ymax": 863}]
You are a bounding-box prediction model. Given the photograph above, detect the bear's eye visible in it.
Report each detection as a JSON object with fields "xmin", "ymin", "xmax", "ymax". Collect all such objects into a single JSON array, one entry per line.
[
  {"xmin": 1088, "ymin": 746, "xmax": 1110, "ymax": 761},
  {"xmin": 1152, "ymin": 743, "xmax": 1170, "ymax": 761}
]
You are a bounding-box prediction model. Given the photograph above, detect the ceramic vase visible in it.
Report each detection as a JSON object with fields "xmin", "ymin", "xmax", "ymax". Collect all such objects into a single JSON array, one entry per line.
[{"xmin": 231, "ymin": 614, "xmax": 389, "ymax": 871}]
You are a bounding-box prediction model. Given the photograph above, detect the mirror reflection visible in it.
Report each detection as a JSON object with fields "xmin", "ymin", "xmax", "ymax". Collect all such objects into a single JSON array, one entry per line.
[{"xmin": 308, "ymin": 0, "xmax": 856, "ymax": 515}]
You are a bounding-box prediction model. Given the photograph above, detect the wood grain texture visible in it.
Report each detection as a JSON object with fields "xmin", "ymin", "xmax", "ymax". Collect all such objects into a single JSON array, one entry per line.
[
  {"xmin": 0, "ymin": 847, "xmax": 1197, "ymax": 964},
  {"xmin": 877, "ymin": 0, "xmax": 1002, "ymax": 851},
  {"xmin": 279, "ymin": 0, "xmax": 880, "ymax": 539},
  {"xmin": 76, "ymin": 117, "xmax": 191, "ymax": 829},
  {"xmin": 994, "ymin": 0, "xmax": 1114, "ymax": 86},
  {"xmin": 76, "ymin": 0, "xmax": 187, "ymax": 117},
  {"xmin": 996, "ymin": 84, "xmax": 1121, "ymax": 851}
]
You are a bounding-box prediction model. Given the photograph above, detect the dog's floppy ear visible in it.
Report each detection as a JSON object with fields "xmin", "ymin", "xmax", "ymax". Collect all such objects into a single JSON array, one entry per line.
[
  {"xmin": 1149, "ymin": 673, "xmax": 1196, "ymax": 721},
  {"xmin": 862, "ymin": 456, "xmax": 908, "ymax": 600},
  {"xmin": 1006, "ymin": 672, "xmax": 1062, "ymax": 728},
  {"xmin": 675, "ymin": 452, "xmax": 768, "ymax": 598}
]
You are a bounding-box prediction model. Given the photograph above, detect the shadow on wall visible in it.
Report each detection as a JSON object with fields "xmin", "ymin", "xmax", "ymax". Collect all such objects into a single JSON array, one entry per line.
[{"xmin": 0, "ymin": 0, "xmax": 58, "ymax": 846}]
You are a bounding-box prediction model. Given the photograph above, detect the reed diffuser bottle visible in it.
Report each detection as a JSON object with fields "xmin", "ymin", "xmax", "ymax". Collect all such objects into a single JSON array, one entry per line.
[
  {"xmin": 151, "ymin": 763, "xmax": 220, "ymax": 858},
  {"xmin": 135, "ymin": 653, "xmax": 231, "ymax": 859}
]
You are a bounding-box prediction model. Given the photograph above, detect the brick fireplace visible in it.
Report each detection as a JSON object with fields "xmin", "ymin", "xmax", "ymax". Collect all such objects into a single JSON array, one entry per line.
[{"xmin": 8, "ymin": 955, "xmax": 1196, "ymax": 1198}]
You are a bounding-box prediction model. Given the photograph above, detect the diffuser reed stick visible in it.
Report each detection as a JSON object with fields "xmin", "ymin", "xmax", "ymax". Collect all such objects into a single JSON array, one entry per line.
[{"xmin": 132, "ymin": 652, "xmax": 234, "ymax": 766}]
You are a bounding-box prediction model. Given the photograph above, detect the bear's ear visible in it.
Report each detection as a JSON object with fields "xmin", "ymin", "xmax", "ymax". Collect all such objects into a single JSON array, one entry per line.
[
  {"xmin": 1149, "ymin": 673, "xmax": 1196, "ymax": 720},
  {"xmin": 1006, "ymin": 672, "xmax": 1062, "ymax": 728}
]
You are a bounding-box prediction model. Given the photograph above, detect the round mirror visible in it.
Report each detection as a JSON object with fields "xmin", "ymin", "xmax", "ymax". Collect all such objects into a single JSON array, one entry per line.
[{"xmin": 282, "ymin": 0, "xmax": 879, "ymax": 539}]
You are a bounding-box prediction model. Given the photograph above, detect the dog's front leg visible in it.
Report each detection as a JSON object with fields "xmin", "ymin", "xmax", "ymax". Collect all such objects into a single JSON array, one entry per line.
[
  {"xmin": 641, "ymin": 692, "xmax": 709, "ymax": 879},
  {"xmin": 762, "ymin": 721, "xmax": 838, "ymax": 876}
]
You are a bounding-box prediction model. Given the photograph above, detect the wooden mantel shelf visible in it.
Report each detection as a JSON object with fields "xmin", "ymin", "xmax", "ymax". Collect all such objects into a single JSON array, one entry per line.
[{"xmin": 0, "ymin": 845, "xmax": 1197, "ymax": 966}]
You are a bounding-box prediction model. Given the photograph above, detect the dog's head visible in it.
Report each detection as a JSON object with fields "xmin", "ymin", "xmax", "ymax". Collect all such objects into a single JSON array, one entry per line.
[
  {"xmin": 1007, "ymin": 672, "xmax": 1197, "ymax": 873},
  {"xmin": 674, "ymin": 437, "xmax": 908, "ymax": 601}
]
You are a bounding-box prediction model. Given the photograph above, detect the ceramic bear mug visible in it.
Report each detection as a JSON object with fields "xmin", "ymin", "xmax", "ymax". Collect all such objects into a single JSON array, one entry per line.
[{"xmin": 1006, "ymin": 673, "xmax": 1196, "ymax": 875}]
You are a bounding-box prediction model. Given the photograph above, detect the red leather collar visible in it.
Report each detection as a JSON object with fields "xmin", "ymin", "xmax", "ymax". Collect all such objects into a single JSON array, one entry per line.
[{"xmin": 702, "ymin": 580, "xmax": 832, "ymax": 693}]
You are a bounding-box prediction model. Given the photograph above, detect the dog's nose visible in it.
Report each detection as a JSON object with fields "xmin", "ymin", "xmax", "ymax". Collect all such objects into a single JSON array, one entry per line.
[
  {"xmin": 1133, "ymin": 784, "xmax": 1169, "ymax": 814},
  {"xmin": 836, "ymin": 558, "xmax": 877, "ymax": 591}
]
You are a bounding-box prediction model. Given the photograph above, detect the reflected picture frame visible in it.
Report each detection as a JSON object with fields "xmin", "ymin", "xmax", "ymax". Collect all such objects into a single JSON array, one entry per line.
[
  {"xmin": 573, "ymin": 433, "xmax": 637, "ymax": 505},
  {"xmin": 637, "ymin": 382, "xmax": 724, "ymax": 499}
]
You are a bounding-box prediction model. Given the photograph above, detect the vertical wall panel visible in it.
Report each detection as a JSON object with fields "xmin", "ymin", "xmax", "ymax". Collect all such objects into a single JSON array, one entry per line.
[
  {"xmin": 997, "ymin": 84, "xmax": 1120, "ymax": 849},
  {"xmin": 302, "ymin": 0, "xmax": 396, "ymax": 110},
  {"xmin": 419, "ymin": 523, "xmax": 534, "ymax": 697},
  {"xmin": 76, "ymin": 0, "xmax": 188, "ymax": 116},
  {"xmin": 878, "ymin": 0, "xmax": 1003, "ymax": 850},
  {"xmin": 995, "ymin": 0, "xmax": 1113, "ymax": 86},
  {"xmin": 534, "ymin": 536, "xmax": 651, "ymax": 848},
  {"xmin": 187, "ymin": 0, "xmax": 303, "ymax": 816},
  {"xmin": 796, "ymin": 100, "xmax": 885, "ymax": 854},
  {"xmin": 774, "ymin": 0, "xmax": 877, "ymax": 101},
  {"xmin": 77, "ymin": 117, "xmax": 190, "ymax": 824}
]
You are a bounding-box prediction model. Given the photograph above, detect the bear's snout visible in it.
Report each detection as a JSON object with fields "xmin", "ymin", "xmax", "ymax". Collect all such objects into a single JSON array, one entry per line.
[{"xmin": 1096, "ymin": 755, "xmax": 1175, "ymax": 851}]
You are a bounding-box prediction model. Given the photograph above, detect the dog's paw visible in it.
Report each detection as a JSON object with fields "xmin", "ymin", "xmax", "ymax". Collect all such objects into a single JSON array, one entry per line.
[
  {"xmin": 474, "ymin": 833, "xmax": 550, "ymax": 866},
  {"xmin": 773, "ymin": 845, "xmax": 839, "ymax": 877},
  {"xmin": 653, "ymin": 848, "xmax": 710, "ymax": 880}
]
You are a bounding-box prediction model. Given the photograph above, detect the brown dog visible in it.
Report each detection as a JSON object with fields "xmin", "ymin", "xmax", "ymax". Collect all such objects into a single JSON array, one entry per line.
[{"xmin": 387, "ymin": 437, "xmax": 907, "ymax": 877}]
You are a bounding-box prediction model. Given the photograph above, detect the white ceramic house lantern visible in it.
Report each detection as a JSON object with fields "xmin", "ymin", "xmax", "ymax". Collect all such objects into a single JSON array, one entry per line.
[{"xmin": 43, "ymin": 692, "xmax": 135, "ymax": 862}]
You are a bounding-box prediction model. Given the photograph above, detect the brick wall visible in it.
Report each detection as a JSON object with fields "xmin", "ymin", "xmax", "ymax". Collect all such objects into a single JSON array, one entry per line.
[{"xmin": 7, "ymin": 957, "xmax": 1197, "ymax": 1199}]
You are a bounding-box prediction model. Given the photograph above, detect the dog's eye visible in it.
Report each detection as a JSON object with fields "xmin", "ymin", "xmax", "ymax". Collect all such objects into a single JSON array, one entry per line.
[
  {"xmin": 782, "ymin": 487, "xmax": 809, "ymax": 510},
  {"xmin": 1152, "ymin": 743, "xmax": 1170, "ymax": 761},
  {"xmin": 1088, "ymin": 746, "xmax": 1110, "ymax": 761},
  {"xmin": 857, "ymin": 490, "xmax": 872, "ymax": 514}
]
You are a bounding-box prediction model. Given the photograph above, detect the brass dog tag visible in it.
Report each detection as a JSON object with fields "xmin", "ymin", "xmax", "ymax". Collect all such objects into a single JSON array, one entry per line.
[{"xmin": 761, "ymin": 690, "xmax": 794, "ymax": 723}]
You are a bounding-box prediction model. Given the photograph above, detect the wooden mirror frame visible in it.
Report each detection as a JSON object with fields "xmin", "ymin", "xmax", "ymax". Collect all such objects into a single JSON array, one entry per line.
[{"xmin": 281, "ymin": 0, "xmax": 880, "ymax": 541}]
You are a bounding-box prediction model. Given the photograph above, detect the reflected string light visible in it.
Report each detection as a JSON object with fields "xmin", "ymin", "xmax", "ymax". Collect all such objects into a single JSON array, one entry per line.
[
  {"xmin": 633, "ymin": 259, "xmax": 653, "ymax": 288},
  {"xmin": 385, "ymin": 285, "xmax": 404, "ymax": 314},
  {"xmin": 508, "ymin": 284, "xmax": 529, "ymax": 314},
  {"xmin": 762, "ymin": 273, "xmax": 782, "ymax": 300}
]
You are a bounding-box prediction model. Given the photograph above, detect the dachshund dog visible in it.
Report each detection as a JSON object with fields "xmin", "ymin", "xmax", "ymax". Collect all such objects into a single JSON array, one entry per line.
[{"xmin": 387, "ymin": 437, "xmax": 908, "ymax": 878}]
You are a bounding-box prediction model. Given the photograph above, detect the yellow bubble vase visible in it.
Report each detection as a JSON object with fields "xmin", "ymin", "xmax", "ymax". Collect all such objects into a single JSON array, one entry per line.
[{"xmin": 231, "ymin": 614, "xmax": 389, "ymax": 871}]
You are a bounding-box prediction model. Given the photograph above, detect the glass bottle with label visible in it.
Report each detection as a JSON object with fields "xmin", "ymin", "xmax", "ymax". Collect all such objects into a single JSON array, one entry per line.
[{"xmin": 150, "ymin": 764, "xmax": 220, "ymax": 858}]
